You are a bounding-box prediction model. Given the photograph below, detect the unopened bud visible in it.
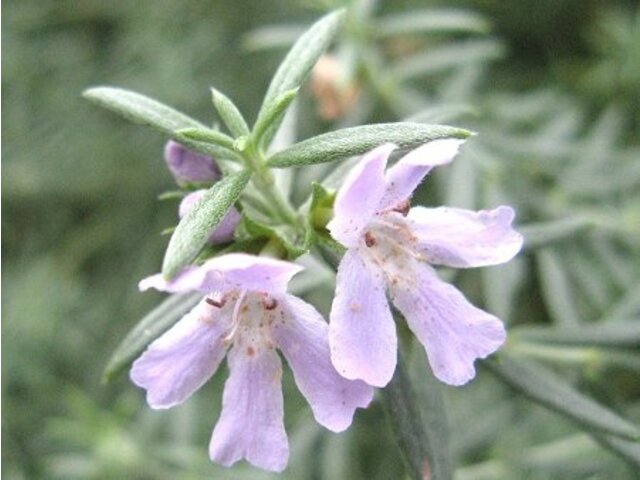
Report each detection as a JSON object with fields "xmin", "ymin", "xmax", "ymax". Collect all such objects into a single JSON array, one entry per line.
[
  {"xmin": 164, "ymin": 140, "xmax": 221, "ymax": 185},
  {"xmin": 179, "ymin": 190, "xmax": 241, "ymax": 244}
]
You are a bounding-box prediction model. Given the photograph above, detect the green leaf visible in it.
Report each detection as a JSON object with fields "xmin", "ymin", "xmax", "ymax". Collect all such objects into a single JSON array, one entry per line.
[
  {"xmin": 375, "ymin": 9, "xmax": 490, "ymax": 38},
  {"xmin": 513, "ymin": 321, "xmax": 640, "ymax": 349},
  {"xmin": 521, "ymin": 217, "xmax": 592, "ymax": 250},
  {"xmin": 103, "ymin": 292, "xmax": 201, "ymax": 382},
  {"xmin": 381, "ymin": 346, "xmax": 452, "ymax": 480},
  {"xmin": 252, "ymin": 88, "xmax": 299, "ymax": 149},
  {"xmin": 176, "ymin": 127, "xmax": 236, "ymax": 151},
  {"xmin": 485, "ymin": 354, "xmax": 640, "ymax": 441},
  {"xmin": 267, "ymin": 123, "xmax": 471, "ymax": 168},
  {"xmin": 235, "ymin": 213, "xmax": 307, "ymax": 259},
  {"xmin": 593, "ymin": 434, "xmax": 640, "ymax": 470},
  {"xmin": 162, "ymin": 170, "xmax": 252, "ymax": 278},
  {"xmin": 83, "ymin": 86, "xmax": 203, "ymax": 134},
  {"xmin": 536, "ymin": 249, "xmax": 581, "ymax": 327},
  {"xmin": 211, "ymin": 88, "xmax": 250, "ymax": 138},
  {"xmin": 255, "ymin": 9, "xmax": 345, "ymax": 147}
]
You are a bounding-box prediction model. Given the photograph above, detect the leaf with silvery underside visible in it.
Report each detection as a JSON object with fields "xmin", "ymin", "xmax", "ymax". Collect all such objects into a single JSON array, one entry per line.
[
  {"xmin": 83, "ymin": 87, "xmax": 240, "ymax": 161},
  {"xmin": 252, "ymin": 88, "xmax": 299, "ymax": 151},
  {"xmin": 162, "ymin": 170, "xmax": 252, "ymax": 278},
  {"xmin": 103, "ymin": 292, "xmax": 201, "ymax": 382},
  {"xmin": 521, "ymin": 216, "xmax": 593, "ymax": 250},
  {"xmin": 255, "ymin": 10, "xmax": 345, "ymax": 148},
  {"xmin": 485, "ymin": 354, "xmax": 640, "ymax": 441},
  {"xmin": 267, "ymin": 123, "xmax": 471, "ymax": 168}
]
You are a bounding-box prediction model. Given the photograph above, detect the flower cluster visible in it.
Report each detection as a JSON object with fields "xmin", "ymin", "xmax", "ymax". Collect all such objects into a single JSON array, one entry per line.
[{"xmin": 131, "ymin": 139, "xmax": 522, "ymax": 472}]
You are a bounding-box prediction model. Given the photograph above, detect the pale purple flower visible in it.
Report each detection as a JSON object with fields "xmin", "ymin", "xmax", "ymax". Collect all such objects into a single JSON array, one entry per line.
[
  {"xmin": 179, "ymin": 190, "xmax": 241, "ymax": 244},
  {"xmin": 131, "ymin": 253, "xmax": 373, "ymax": 472},
  {"xmin": 327, "ymin": 140, "xmax": 523, "ymax": 388},
  {"xmin": 164, "ymin": 140, "xmax": 221, "ymax": 185}
]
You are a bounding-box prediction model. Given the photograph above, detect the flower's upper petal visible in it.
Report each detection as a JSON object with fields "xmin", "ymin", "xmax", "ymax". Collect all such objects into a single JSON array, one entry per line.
[
  {"xmin": 390, "ymin": 263, "xmax": 506, "ymax": 386},
  {"xmin": 209, "ymin": 345, "xmax": 288, "ymax": 472},
  {"xmin": 139, "ymin": 254, "xmax": 303, "ymax": 295},
  {"xmin": 138, "ymin": 267, "xmax": 210, "ymax": 294},
  {"xmin": 327, "ymin": 144, "xmax": 396, "ymax": 247},
  {"xmin": 273, "ymin": 294, "xmax": 373, "ymax": 432},
  {"xmin": 329, "ymin": 249, "xmax": 397, "ymax": 387},
  {"xmin": 202, "ymin": 254, "xmax": 303, "ymax": 293},
  {"xmin": 408, "ymin": 205, "xmax": 523, "ymax": 268},
  {"xmin": 130, "ymin": 299, "xmax": 231, "ymax": 408},
  {"xmin": 379, "ymin": 139, "xmax": 465, "ymax": 211}
]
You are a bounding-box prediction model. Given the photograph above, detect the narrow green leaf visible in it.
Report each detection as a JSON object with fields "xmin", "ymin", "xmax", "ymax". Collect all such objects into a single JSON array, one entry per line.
[
  {"xmin": 255, "ymin": 10, "xmax": 345, "ymax": 146},
  {"xmin": 593, "ymin": 434, "xmax": 640, "ymax": 470},
  {"xmin": 375, "ymin": 9, "xmax": 490, "ymax": 38},
  {"xmin": 381, "ymin": 347, "xmax": 452, "ymax": 480},
  {"xmin": 83, "ymin": 86, "xmax": 203, "ymax": 134},
  {"xmin": 211, "ymin": 88, "xmax": 250, "ymax": 138},
  {"xmin": 521, "ymin": 216, "xmax": 592, "ymax": 250},
  {"xmin": 103, "ymin": 292, "xmax": 201, "ymax": 382},
  {"xmin": 176, "ymin": 127, "xmax": 236, "ymax": 151},
  {"xmin": 235, "ymin": 214, "xmax": 306, "ymax": 259},
  {"xmin": 267, "ymin": 123, "xmax": 471, "ymax": 168},
  {"xmin": 513, "ymin": 321, "xmax": 640, "ymax": 349},
  {"xmin": 162, "ymin": 170, "xmax": 252, "ymax": 278},
  {"xmin": 252, "ymin": 88, "xmax": 299, "ymax": 149},
  {"xmin": 485, "ymin": 354, "xmax": 640, "ymax": 441},
  {"xmin": 536, "ymin": 249, "xmax": 581, "ymax": 327}
]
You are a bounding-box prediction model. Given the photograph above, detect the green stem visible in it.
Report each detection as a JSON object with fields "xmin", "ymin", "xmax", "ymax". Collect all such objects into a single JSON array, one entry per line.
[{"xmin": 241, "ymin": 140, "xmax": 300, "ymax": 226}]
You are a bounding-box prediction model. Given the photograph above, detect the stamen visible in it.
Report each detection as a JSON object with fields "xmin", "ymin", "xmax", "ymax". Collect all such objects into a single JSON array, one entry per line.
[
  {"xmin": 206, "ymin": 297, "xmax": 226, "ymax": 308},
  {"xmin": 364, "ymin": 231, "xmax": 377, "ymax": 247},
  {"xmin": 262, "ymin": 296, "xmax": 278, "ymax": 310},
  {"xmin": 224, "ymin": 290, "xmax": 247, "ymax": 342},
  {"xmin": 392, "ymin": 199, "xmax": 411, "ymax": 216}
]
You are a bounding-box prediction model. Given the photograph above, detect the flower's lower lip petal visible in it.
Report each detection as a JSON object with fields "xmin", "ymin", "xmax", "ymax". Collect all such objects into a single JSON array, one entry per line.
[
  {"xmin": 407, "ymin": 205, "xmax": 523, "ymax": 268},
  {"xmin": 274, "ymin": 295, "xmax": 374, "ymax": 432},
  {"xmin": 209, "ymin": 345, "xmax": 289, "ymax": 472},
  {"xmin": 327, "ymin": 143, "xmax": 395, "ymax": 247},
  {"xmin": 130, "ymin": 299, "xmax": 230, "ymax": 409},
  {"xmin": 329, "ymin": 249, "xmax": 397, "ymax": 388},
  {"xmin": 390, "ymin": 263, "xmax": 506, "ymax": 386}
]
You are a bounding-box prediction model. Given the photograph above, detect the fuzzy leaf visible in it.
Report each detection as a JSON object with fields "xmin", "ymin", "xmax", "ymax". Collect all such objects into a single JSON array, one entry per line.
[
  {"xmin": 375, "ymin": 9, "xmax": 490, "ymax": 38},
  {"xmin": 83, "ymin": 87, "xmax": 203, "ymax": 134},
  {"xmin": 252, "ymin": 88, "xmax": 299, "ymax": 149},
  {"xmin": 176, "ymin": 127, "xmax": 236, "ymax": 151},
  {"xmin": 255, "ymin": 10, "xmax": 344, "ymax": 146},
  {"xmin": 267, "ymin": 123, "xmax": 471, "ymax": 167},
  {"xmin": 162, "ymin": 170, "xmax": 252, "ymax": 278},
  {"xmin": 211, "ymin": 88, "xmax": 250, "ymax": 137},
  {"xmin": 486, "ymin": 354, "xmax": 640, "ymax": 441},
  {"xmin": 103, "ymin": 292, "xmax": 201, "ymax": 382}
]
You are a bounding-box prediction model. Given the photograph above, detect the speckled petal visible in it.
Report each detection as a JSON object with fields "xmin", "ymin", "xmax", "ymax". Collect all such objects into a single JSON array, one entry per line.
[
  {"xmin": 407, "ymin": 205, "xmax": 523, "ymax": 268},
  {"xmin": 327, "ymin": 144, "xmax": 395, "ymax": 248},
  {"xmin": 209, "ymin": 345, "xmax": 288, "ymax": 472},
  {"xmin": 379, "ymin": 139, "xmax": 465, "ymax": 211},
  {"xmin": 390, "ymin": 262, "xmax": 506, "ymax": 386},
  {"xmin": 274, "ymin": 295, "xmax": 373, "ymax": 432},
  {"xmin": 130, "ymin": 299, "xmax": 231, "ymax": 408},
  {"xmin": 329, "ymin": 249, "xmax": 397, "ymax": 388}
]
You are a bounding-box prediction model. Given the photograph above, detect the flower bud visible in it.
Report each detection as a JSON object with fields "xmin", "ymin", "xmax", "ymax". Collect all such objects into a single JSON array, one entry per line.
[
  {"xmin": 164, "ymin": 140, "xmax": 221, "ymax": 185},
  {"xmin": 179, "ymin": 190, "xmax": 241, "ymax": 244}
]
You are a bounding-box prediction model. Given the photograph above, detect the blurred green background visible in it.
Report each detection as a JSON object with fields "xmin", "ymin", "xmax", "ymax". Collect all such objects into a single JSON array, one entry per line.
[{"xmin": 3, "ymin": 0, "xmax": 640, "ymax": 479}]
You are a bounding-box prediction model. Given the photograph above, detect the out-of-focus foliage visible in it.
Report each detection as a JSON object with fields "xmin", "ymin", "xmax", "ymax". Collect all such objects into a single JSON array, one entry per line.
[{"xmin": 3, "ymin": 0, "xmax": 639, "ymax": 479}]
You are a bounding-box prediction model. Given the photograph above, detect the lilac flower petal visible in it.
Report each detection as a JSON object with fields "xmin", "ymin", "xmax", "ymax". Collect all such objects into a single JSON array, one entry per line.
[
  {"xmin": 138, "ymin": 266, "xmax": 212, "ymax": 293},
  {"xmin": 327, "ymin": 144, "xmax": 396, "ymax": 247},
  {"xmin": 390, "ymin": 263, "xmax": 506, "ymax": 386},
  {"xmin": 130, "ymin": 299, "xmax": 231, "ymax": 408},
  {"xmin": 164, "ymin": 140, "xmax": 220, "ymax": 184},
  {"xmin": 329, "ymin": 249, "xmax": 397, "ymax": 387},
  {"xmin": 408, "ymin": 205, "xmax": 523, "ymax": 268},
  {"xmin": 379, "ymin": 139, "xmax": 465, "ymax": 211},
  {"xmin": 209, "ymin": 345, "xmax": 288, "ymax": 472},
  {"xmin": 201, "ymin": 254, "xmax": 303, "ymax": 293},
  {"xmin": 273, "ymin": 295, "xmax": 373, "ymax": 432},
  {"xmin": 139, "ymin": 254, "xmax": 302, "ymax": 295},
  {"xmin": 179, "ymin": 190, "xmax": 240, "ymax": 245}
]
